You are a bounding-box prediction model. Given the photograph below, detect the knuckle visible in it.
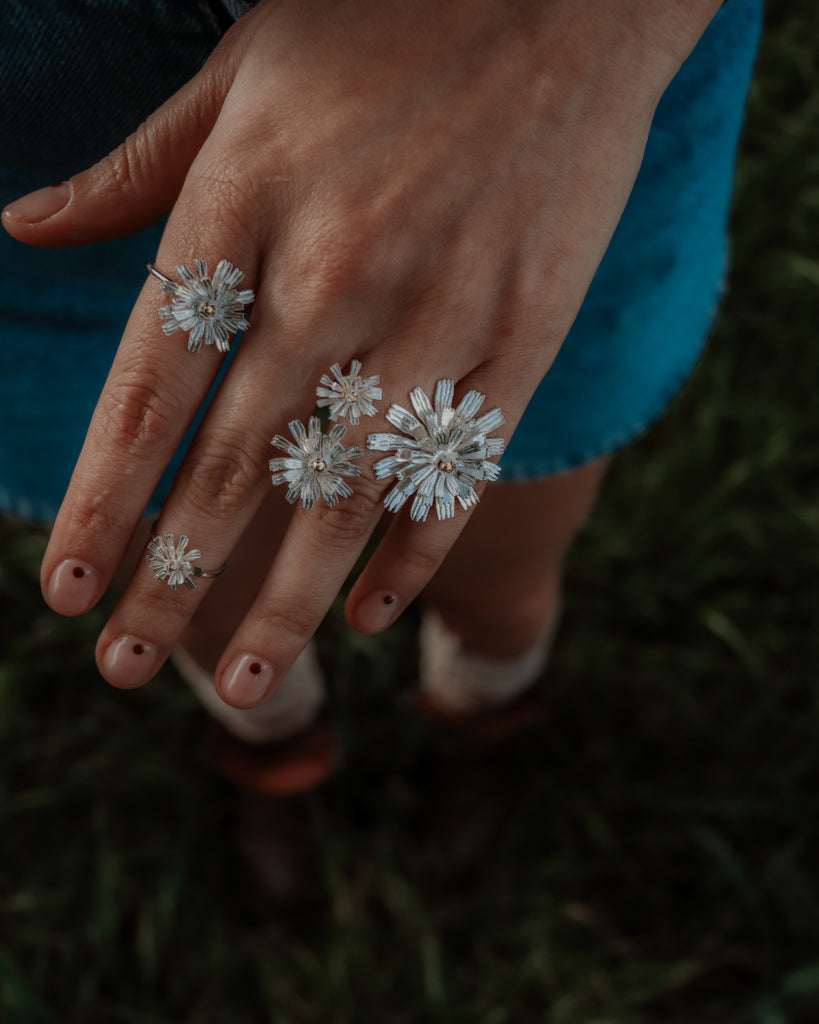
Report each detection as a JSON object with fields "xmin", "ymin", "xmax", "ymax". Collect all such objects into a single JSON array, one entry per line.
[
  {"xmin": 98, "ymin": 372, "xmax": 176, "ymax": 452},
  {"xmin": 189, "ymin": 155, "xmax": 265, "ymax": 236},
  {"xmin": 134, "ymin": 576, "xmax": 189, "ymax": 623},
  {"xmin": 307, "ymin": 481, "xmax": 382, "ymax": 545},
  {"xmin": 402, "ymin": 538, "xmax": 444, "ymax": 580},
  {"xmin": 307, "ymin": 228, "xmax": 373, "ymax": 293},
  {"xmin": 287, "ymin": 240, "xmax": 368, "ymax": 324},
  {"xmin": 254, "ymin": 604, "xmax": 317, "ymax": 648},
  {"xmin": 101, "ymin": 128, "xmax": 152, "ymax": 199},
  {"xmin": 283, "ymin": 205, "xmax": 398, "ymax": 325},
  {"xmin": 62, "ymin": 493, "xmax": 125, "ymax": 542},
  {"xmin": 183, "ymin": 431, "xmax": 263, "ymax": 516}
]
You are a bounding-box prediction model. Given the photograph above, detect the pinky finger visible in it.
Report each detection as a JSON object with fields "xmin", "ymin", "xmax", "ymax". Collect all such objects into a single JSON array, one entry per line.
[
  {"xmin": 345, "ymin": 509, "xmax": 480, "ymax": 635},
  {"xmin": 346, "ymin": 377, "xmax": 511, "ymax": 633}
]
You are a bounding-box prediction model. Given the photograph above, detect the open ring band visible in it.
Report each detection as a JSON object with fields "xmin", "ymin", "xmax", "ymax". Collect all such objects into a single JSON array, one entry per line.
[
  {"xmin": 146, "ymin": 533, "xmax": 226, "ymax": 591},
  {"xmin": 147, "ymin": 258, "xmax": 254, "ymax": 354}
]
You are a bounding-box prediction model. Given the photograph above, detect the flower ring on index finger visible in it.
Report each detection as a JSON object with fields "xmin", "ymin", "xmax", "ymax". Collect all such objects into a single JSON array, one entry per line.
[{"xmin": 147, "ymin": 259, "xmax": 255, "ymax": 354}]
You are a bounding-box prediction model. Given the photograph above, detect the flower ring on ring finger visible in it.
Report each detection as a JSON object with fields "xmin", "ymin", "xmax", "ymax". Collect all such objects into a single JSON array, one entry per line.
[{"xmin": 367, "ymin": 379, "xmax": 505, "ymax": 522}]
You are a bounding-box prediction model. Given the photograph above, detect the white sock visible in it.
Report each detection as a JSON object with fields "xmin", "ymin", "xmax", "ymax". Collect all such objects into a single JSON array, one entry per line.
[
  {"xmin": 418, "ymin": 608, "xmax": 554, "ymax": 714},
  {"xmin": 172, "ymin": 642, "xmax": 326, "ymax": 746}
]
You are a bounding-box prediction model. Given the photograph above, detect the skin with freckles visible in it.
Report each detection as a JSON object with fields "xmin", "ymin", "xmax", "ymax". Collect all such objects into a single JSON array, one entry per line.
[{"xmin": 2, "ymin": 0, "xmax": 723, "ymax": 708}]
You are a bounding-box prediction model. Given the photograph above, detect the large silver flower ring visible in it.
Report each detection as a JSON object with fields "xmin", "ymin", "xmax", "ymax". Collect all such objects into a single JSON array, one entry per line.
[
  {"xmin": 367, "ymin": 379, "xmax": 505, "ymax": 522},
  {"xmin": 147, "ymin": 259, "xmax": 255, "ymax": 354},
  {"xmin": 146, "ymin": 533, "xmax": 226, "ymax": 591}
]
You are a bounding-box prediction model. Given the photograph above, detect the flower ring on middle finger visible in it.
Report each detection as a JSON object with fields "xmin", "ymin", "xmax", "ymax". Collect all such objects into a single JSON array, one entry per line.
[
  {"xmin": 316, "ymin": 360, "xmax": 382, "ymax": 425},
  {"xmin": 270, "ymin": 416, "xmax": 363, "ymax": 509}
]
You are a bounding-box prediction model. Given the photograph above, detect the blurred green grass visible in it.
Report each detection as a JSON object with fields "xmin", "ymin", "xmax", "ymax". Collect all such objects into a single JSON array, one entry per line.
[{"xmin": 1, "ymin": 5, "xmax": 818, "ymax": 1023}]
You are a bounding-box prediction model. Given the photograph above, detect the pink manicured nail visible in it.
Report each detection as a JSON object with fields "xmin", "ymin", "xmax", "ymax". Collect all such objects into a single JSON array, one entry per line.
[
  {"xmin": 355, "ymin": 590, "xmax": 400, "ymax": 633},
  {"xmin": 101, "ymin": 635, "xmax": 160, "ymax": 689},
  {"xmin": 3, "ymin": 182, "xmax": 71, "ymax": 224},
  {"xmin": 219, "ymin": 654, "xmax": 275, "ymax": 707},
  {"xmin": 45, "ymin": 559, "xmax": 100, "ymax": 616}
]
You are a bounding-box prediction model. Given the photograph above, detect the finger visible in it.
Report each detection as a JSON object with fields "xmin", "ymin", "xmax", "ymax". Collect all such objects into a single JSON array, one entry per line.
[
  {"xmin": 93, "ymin": 391, "xmax": 381, "ymax": 695},
  {"xmin": 341, "ymin": 238, "xmax": 559, "ymax": 639},
  {"xmin": 39, "ymin": 149, "xmax": 264, "ymax": 617},
  {"xmin": 207, "ymin": 362, "xmax": 515, "ymax": 708},
  {"xmin": 203, "ymin": 226, "xmax": 537, "ymax": 704},
  {"xmin": 89, "ymin": 255, "xmax": 390, "ymax": 687},
  {"xmin": 344, "ymin": 364, "xmax": 525, "ymax": 634},
  {"xmin": 1, "ymin": 54, "xmax": 236, "ymax": 247},
  {"xmin": 211, "ymin": 477, "xmax": 387, "ymax": 708},
  {"xmin": 95, "ymin": 486, "xmax": 296, "ymax": 693},
  {"xmin": 342, "ymin": 271, "xmax": 574, "ymax": 638}
]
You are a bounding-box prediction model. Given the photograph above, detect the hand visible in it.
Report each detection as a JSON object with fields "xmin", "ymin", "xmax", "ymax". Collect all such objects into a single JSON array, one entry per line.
[{"xmin": 2, "ymin": 0, "xmax": 720, "ymax": 707}]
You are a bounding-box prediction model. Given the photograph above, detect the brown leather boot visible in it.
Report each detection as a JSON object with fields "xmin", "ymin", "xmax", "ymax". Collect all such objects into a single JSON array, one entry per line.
[
  {"xmin": 204, "ymin": 721, "xmax": 337, "ymax": 916},
  {"xmin": 412, "ymin": 689, "xmax": 546, "ymax": 883}
]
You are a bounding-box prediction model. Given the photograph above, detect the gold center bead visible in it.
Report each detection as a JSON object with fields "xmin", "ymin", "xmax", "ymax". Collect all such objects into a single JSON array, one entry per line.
[
  {"xmin": 199, "ymin": 303, "xmax": 216, "ymax": 318},
  {"xmin": 310, "ymin": 458, "xmax": 327, "ymax": 473},
  {"xmin": 438, "ymin": 459, "xmax": 456, "ymax": 473}
]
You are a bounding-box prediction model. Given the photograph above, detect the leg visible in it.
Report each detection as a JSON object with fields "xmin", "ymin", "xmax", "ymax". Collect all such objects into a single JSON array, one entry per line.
[
  {"xmin": 413, "ymin": 457, "xmax": 609, "ymax": 876},
  {"xmin": 424, "ymin": 456, "xmax": 610, "ymax": 655},
  {"xmin": 419, "ymin": 456, "xmax": 610, "ymax": 710},
  {"xmin": 172, "ymin": 493, "xmax": 331, "ymax": 907}
]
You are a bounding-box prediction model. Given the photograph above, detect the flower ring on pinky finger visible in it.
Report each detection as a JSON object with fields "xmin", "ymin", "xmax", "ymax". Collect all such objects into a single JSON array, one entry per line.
[
  {"xmin": 147, "ymin": 259, "xmax": 254, "ymax": 354},
  {"xmin": 367, "ymin": 379, "xmax": 505, "ymax": 522},
  {"xmin": 146, "ymin": 533, "xmax": 226, "ymax": 591},
  {"xmin": 270, "ymin": 416, "xmax": 363, "ymax": 509}
]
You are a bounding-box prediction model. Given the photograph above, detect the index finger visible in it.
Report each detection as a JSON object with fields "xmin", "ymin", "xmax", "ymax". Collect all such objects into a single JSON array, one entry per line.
[{"xmin": 40, "ymin": 213, "xmax": 260, "ymax": 616}]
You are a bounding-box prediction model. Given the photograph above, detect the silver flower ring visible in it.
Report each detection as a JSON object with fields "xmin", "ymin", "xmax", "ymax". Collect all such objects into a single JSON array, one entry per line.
[
  {"xmin": 146, "ymin": 533, "xmax": 226, "ymax": 591},
  {"xmin": 147, "ymin": 259, "xmax": 255, "ymax": 354},
  {"xmin": 367, "ymin": 379, "xmax": 505, "ymax": 522}
]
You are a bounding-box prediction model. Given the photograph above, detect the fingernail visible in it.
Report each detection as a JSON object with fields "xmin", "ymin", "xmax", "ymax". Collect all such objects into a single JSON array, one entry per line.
[
  {"xmin": 45, "ymin": 558, "xmax": 100, "ymax": 616},
  {"xmin": 3, "ymin": 182, "xmax": 71, "ymax": 224},
  {"xmin": 355, "ymin": 590, "xmax": 400, "ymax": 633},
  {"xmin": 101, "ymin": 635, "xmax": 160, "ymax": 689},
  {"xmin": 219, "ymin": 654, "xmax": 275, "ymax": 708}
]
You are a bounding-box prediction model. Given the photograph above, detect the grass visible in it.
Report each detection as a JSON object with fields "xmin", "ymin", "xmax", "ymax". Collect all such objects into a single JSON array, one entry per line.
[{"xmin": 1, "ymin": 4, "xmax": 818, "ymax": 1022}]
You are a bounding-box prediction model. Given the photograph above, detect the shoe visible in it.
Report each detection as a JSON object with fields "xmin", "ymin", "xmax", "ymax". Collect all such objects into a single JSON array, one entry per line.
[
  {"xmin": 203, "ymin": 722, "xmax": 337, "ymax": 916},
  {"xmin": 412, "ymin": 689, "xmax": 546, "ymax": 883}
]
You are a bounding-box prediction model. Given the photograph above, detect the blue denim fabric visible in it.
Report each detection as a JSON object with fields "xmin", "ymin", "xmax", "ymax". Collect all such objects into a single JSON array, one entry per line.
[
  {"xmin": 0, "ymin": 1, "xmax": 232, "ymax": 191},
  {"xmin": 0, "ymin": 1, "xmax": 233, "ymax": 521},
  {"xmin": 220, "ymin": 0, "xmax": 258, "ymax": 18},
  {"xmin": 0, "ymin": 0, "xmax": 762, "ymax": 521}
]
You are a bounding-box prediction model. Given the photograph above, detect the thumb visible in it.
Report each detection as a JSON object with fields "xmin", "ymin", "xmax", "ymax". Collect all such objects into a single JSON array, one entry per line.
[{"xmin": 1, "ymin": 66, "xmax": 230, "ymax": 249}]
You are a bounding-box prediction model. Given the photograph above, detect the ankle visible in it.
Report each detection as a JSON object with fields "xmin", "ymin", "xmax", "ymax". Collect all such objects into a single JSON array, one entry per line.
[
  {"xmin": 204, "ymin": 720, "xmax": 337, "ymax": 796},
  {"xmin": 424, "ymin": 578, "xmax": 562, "ymax": 660},
  {"xmin": 417, "ymin": 607, "xmax": 558, "ymax": 715}
]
